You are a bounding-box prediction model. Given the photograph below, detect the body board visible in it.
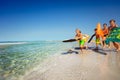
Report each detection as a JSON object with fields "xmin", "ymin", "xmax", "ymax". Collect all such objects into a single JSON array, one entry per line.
[
  {"xmin": 62, "ymin": 39, "xmax": 77, "ymax": 42},
  {"xmin": 88, "ymin": 34, "xmax": 95, "ymax": 43},
  {"xmin": 105, "ymin": 27, "xmax": 120, "ymax": 44}
]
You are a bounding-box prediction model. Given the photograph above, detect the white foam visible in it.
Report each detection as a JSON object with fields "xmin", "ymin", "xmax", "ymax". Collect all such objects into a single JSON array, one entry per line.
[{"xmin": 0, "ymin": 42, "xmax": 27, "ymax": 45}]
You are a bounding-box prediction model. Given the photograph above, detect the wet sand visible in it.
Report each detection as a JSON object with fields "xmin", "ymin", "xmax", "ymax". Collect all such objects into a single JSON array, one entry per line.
[{"xmin": 23, "ymin": 49, "xmax": 120, "ymax": 80}]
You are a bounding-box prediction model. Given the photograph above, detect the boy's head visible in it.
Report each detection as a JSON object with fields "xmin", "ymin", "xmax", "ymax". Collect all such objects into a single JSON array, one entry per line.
[
  {"xmin": 76, "ymin": 29, "xmax": 81, "ymax": 34},
  {"xmin": 94, "ymin": 28, "xmax": 97, "ymax": 33},
  {"xmin": 109, "ymin": 19, "xmax": 116, "ymax": 26},
  {"xmin": 103, "ymin": 23, "xmax": 107, "ymax": 28}
]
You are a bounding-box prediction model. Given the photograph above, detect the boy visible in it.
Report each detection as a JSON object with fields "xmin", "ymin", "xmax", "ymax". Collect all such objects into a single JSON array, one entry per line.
[
  {"xmin": 107, "ymin": 19, "xmax": 120, "ymax": 51},
  {"xmin": 94, "ymin": 28, "xmax": 101, "ymax": 50},
  {"xmin": 102, "ymin": 23, "xmax": 108, "ymax": 48},
  {"xmin": 75, "ymin": 29, "xmax": 85, "ymax": 53}
]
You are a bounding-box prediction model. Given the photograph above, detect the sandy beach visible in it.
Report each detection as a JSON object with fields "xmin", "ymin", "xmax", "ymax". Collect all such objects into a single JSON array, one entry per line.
[
  {"xmin": 23, "ymin": 48, "xmax": 120, "ymax": 80},
  {"xmin": 0, "ymin": 41, "xmax": 120, "ymax": 80}
]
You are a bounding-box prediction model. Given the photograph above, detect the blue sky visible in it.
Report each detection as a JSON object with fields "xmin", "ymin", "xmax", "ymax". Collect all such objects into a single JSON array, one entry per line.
[{"xmin": 0, "ymin": 0, "xmax": 120, "ymax": 41}]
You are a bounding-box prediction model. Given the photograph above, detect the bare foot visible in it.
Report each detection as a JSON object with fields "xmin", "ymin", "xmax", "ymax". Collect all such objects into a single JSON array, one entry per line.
[
  {"xmin": 116, "ymin": 48, "xmax": 120, "ymax": 52},
  {"xmin": 80, "ymin": 50, "xmax": 83, "ymax": 53}
]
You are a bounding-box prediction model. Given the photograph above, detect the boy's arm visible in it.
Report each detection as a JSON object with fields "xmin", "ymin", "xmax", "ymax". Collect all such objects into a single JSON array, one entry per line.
[
  {"xmin": 75, "ymin": 35, "xmax": 82, "ymax": 40},
  {"xmin": 75, "ymin": 36, "xmax": 79, "ymax": 40}
]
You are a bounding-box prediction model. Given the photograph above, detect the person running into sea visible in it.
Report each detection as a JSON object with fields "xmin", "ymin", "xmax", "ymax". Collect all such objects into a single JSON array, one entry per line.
[
  {"xmin": 94, "ymin": 28, "xmax": 101, "ymax": 50},
  {"xmin": 88, "ymin": 23, "xmax": 103, "ymax": 50},
  {"xmin": 75, "ymin": 29, "xmax": 85, "ymax": 53},
  {"xmin": 102, "ymin": 23, "xmax": 109, "ymax": 48},
  {"xmin": 106, "ymin": 19, "xmax": 120, "ymax": 51}
]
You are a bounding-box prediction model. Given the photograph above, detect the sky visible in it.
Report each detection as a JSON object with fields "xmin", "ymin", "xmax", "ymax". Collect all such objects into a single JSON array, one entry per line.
[{"xmin": 0, "ymin": 0, "xmax": 120, "ymax": 41}]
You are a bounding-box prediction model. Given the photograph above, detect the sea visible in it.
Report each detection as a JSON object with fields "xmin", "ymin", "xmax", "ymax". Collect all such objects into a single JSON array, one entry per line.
[{"xmin": 0, "ymin": 41, "xmax": 77, "ymax": 80}]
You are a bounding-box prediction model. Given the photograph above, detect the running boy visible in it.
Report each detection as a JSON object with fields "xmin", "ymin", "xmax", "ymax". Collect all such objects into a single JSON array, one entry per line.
[
  {"xmin": 75, "ymin": 29, "xmax": 85, "ymax": 53},
  {"xmin": 102, "ymin": 23, "xmax": 109, "ymax": 48}
]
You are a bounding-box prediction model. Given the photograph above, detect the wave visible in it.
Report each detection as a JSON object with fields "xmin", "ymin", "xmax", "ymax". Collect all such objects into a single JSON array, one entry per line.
[{"xmin": 0, "ymin": 42, "xmax": 27, "ymax": 45}]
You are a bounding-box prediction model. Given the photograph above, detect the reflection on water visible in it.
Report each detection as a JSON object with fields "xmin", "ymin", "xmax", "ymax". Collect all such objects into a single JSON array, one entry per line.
[
  {"xmin": 79, "ymin": 49, "xmax": 120, "ymax": 80},
  {"xmin": 96, "ymin": 51, "xmax": 120, "ymax": 80},
  {"xmin": 99, "ymin": 54, "xmax": 109, "ymax": 76}
]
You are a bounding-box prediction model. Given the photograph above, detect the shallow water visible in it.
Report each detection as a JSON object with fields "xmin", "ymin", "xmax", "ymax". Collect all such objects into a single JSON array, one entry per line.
[{"xmin": 0, "ymin": 41, "xmax": 76, "ymax": 80}]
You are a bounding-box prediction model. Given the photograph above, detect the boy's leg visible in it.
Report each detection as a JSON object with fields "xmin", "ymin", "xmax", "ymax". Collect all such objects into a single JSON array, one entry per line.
[
  {"xmin": 116, "ymin": 44, "xmax": 120, "ymax": 51},
  {"xmin": 113, "ymin": 42, "xmax": 120, "ymax": 51},
  {"xmin": 102, "ymin": 37, "xmax": 107, "ymax": 50},
  {"xmin": 95, "ymin": 43, "xmax": 98, "ymax": 50},
  {"xmin": 95, "ymin": 38, "xmax": 99, "ymax": 50},
  {"xmin": 118, "ymin": 43, "xmax": 120, "ymax": 51},
  {"xmin": 102, "ymin": 37, "xmax": 105, "ymax": 47},
  {"xmin": 79, "ymin": 45, "xmax": 83, "ymax": 53},
  {"xmin": 79, "ymin": 40, "xmax": 85, "ymax": 53}
]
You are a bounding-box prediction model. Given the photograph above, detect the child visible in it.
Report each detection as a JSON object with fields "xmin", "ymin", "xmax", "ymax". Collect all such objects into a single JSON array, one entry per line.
[
  {"xmin": 107, "ymin": 19, "xmax": 120, "ymax": 51},
  {"xmin": 75, "ymin": 29, "xmax": 85, "ymax": 53},
  {"xmin": 102, "ymin": 23, "xmax": 108, "ymax": 48},
  {"xmin": 88, "ymin": 23, "xmax": 103, "ymax": 50},
  {"xmin": 94, "ymin": 28, "xmax": 101, "ymax": 50}
]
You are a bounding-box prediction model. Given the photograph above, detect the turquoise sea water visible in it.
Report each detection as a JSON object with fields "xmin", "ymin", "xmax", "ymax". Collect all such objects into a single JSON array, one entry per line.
[{"xmin": 0, "ymin": 41, "xmax": 76, "ymax": 80}]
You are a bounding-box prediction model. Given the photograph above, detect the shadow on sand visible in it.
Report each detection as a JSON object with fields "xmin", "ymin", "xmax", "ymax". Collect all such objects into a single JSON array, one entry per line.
[
  {"xmin": 74, "ymin": 47, "xmax": 107, "ymax": 55},
  {"xmin": 92, "ymin": 49, "xmax": 107, "ymax": 55},
  {"xmin": 61, "ymin": 50, "xmax": 79, "ymax": 55},
  {"xmin": 62, "ymin": 47, "xmax": 107, "ymax": 55},
  {"xmin": 74, "ymin": 47, "xmax": 95, "ymax": 50}
]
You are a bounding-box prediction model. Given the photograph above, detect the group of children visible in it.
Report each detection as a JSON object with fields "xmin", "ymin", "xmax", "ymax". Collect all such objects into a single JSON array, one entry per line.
[{"xmin": 75, "ymin": 19, "xmax": 120, "ymax": 53}]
